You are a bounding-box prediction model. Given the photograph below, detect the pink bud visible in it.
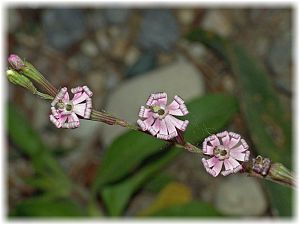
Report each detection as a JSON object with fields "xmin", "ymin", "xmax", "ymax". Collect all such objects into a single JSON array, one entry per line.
[{"xmin": 8, "ymin": 54, "xmax": 25, "ymax": 70}]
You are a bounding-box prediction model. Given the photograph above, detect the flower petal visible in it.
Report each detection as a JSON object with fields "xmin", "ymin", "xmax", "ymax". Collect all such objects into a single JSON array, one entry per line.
[
  {"xmin": 139, "ymin": 106, "xmax": 153, "ymax": 119},
  {"xmin": 69, "ymin": 112, "xmax": 79, "ymax": 122},
  {"xmin": 168, "ymin": 108, "xmax": 184, "ymax": 116},
  {"xmin": 211, "ymin": 160, "xmax": 223, "ymax": 177},
  {"xmin": 71, "ymin": 86, "xmax": 83, "ymax": 94},
  {"xmin": 137, "ymin": 119, "xmax": 146, "ymax": 131},
  {"xmin": 174, "ymin": 95, "xmax": 184, "ymax": 105},
  {"xmin": 63, "ymin": 91, "xmax": 69, "ymax": 102},
  {"xmin": 206, "ymin": 156, "xmax": 219, "ymax": 167},
  {"xmin": 137, "ymin": 116, "xmax": 154, "ymax": 131},
  {"xmin": 168, "ymin": 102, "xmax": 188, "ymax": 116},
  {"xmin": 83, "ymin": 85, "xmax": 93, "ymax": 97},
  {"xmin": 164, "ymin": 116, "xmax": 178, "ymax": 139},
  {"xmin": 155, "ymin": 93, "xmax": 167, "ymax": 106},
  {"xmin": 203, "ymin": 140, "xmax": 214, "ymax": 155},
  {"xmin": 148, "ymin": 119, "xmax": 160, "ymax": 136},
  {"xmin": 51, "ymin": 87, "xmax": 67, "ymax": 106},
  {"xmin": 227, "ymin": 157, "xmax": 241, "ymax": 169},
  {"xmin": 208, "ymin": 135, "xmax": 220, "ymax": 148},
  {"xmin": 167, "ymin": 115, "xmax": 189, "ymax": 131},
  {"xmin": 72, "ymin": 92, "xmax": 89, "ymax": 105},
  {"xmin": 167, "ymin": 99, "xmax": 180, "ymax": 111},
  {"xmin": 230, "ymin": 144, "xmax": 247, "ymax": 153},
  {"xmin": 73, "ymin": 103, "xmax": 87, "ymax": 117},
  {"xmin": 221, "ymin": 159, "xmax": 235, "ymax": 176},
  {"xmin": 217, "ymin": 131, "xmax": 230, "ymax": 147},
  {"xmin": 228, "ymin": 132, "xmax": 241, "ymax": 149},
  {"xmin": 157, "ymin": 118, "xmax": 168, "ymax": 140},
  {"xmin": 62, "ymin": 113, "xmax": 80, "ymax": 129},
  {"xmin": 49, "ymin": 115, "xmax": 61, "ymax": 128},
  {"xmin": 230, "ymin": 150, "xmax": 247, "ymax": 161},
  {"xmin": 223, "ymin": 158, "xmax": 234, "ymax": 171}
]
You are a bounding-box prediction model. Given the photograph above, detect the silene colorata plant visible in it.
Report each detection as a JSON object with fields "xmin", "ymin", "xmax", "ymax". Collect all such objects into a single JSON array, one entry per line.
[{"xmin": 7, "ymin": 54, "xmax": 295, "ymax": 188}]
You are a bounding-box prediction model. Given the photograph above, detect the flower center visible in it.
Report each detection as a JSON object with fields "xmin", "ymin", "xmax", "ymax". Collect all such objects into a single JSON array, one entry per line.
[
  {"xmin": 214, "ymin": 145, "xmax": 229, "ymax": 160},
  {"xmin": 150, "ymin": 105, "xmax": 167, "ymax": 119},
  {"xmin": 157, "ymin": 109, "xmax": 165, "ymax": 115},
  {"xmin": 65, "ymin": 103, "xmax": 73, "ymax": 111},
  {"xmin": 57, "ymin": 100, "xmax": 65, "ymax": 110}
]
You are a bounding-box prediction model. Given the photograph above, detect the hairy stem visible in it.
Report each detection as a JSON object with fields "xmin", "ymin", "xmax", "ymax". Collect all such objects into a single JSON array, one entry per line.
[{"xmin": 6, "ymin": 59, "xmax": 295, "ymax": 188}]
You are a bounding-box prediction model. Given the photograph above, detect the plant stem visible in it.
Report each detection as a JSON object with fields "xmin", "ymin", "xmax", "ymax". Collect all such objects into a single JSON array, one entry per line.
[{"xmin": 88, "ymin": 109, "xmax": 295, "ymax": 188}]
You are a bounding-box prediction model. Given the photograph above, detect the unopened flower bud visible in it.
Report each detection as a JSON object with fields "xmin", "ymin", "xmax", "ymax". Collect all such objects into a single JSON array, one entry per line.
[
  {"xmin": 7, "ymin": 54, "xmax": 58, "ymax": 97},
  {"xmin": 268, "ymin": 163, "xmax": 295, "ymax": 187},
  {"xmin": 7, "ymin": 69, "xmax": 53, "ymax": 100},
  {"xmin": 8, "ymin": 54, "xmax": 25, "ymax": 70},
  {"xmin": 6, "ymin": 69, "xmax": 37, "ymax": 94}
]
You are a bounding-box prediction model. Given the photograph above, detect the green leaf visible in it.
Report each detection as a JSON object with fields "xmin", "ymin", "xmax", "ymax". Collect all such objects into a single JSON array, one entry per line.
[
  {"xmin": 101, "ymin": 148, "xmax": 181, "ymax": 217},
  {"xmin": 186, "ymin": 28, "xmax": 293, "ymax": 216},
  {"xmin": 265, "ymin": 182, "xmax": 293, "ymax": 217},
  {"xmin": 93, "ymin": 131, "xmax": 167, "ymax": 189},
  {"xmin": 148, "ymin": 201, "xmax": 223, "ymax": 217},
  {"xmin": 183, "ymin": 94, "xmax": 239, "ymax": 144},
  {"xmin": 230, "ymin": 46, "xmax": 292, "ymax": 166},
  {"xmin": 94, "ymin": 94, "xmax": 238, "ymax": 190},
  {"xmin": 7, "ymin": 102, "xmax": 44, "ymax": 157},
  {"xmin": 97, "ymin": 94, "xmax": 239, "ymax": 216},
  {"xmin": 144, "ymin": 173, "xmax": 175, "ymax": 193},
  {"xmin": 10, "ymin": 196, "xmax": 85, "ymax": 217},
  {"xmin": 7, "ymin": 102, "xmax": 71, "ymax": 196},
  {"xmin": 26, "ymin": 175, "xmax": 71, "ymax": 198}
]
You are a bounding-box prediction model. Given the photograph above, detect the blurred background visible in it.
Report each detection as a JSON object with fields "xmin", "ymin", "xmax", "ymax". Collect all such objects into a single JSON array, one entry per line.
[{"xmin": 7, "ymin": 7, "xmax": 293, "ymax": 218}]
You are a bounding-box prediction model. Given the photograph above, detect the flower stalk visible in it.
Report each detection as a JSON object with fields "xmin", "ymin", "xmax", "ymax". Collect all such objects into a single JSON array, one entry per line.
[
  {"xmin": 6, "ymin": 54, "xmax": 295, "ymax": 188},
  {"xmin": 8, "ymin": 54, "xmax": 58, "ymax": 97}
]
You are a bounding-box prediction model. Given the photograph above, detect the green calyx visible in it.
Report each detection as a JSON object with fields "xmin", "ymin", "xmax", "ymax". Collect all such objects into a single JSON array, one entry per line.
[{"xmin": 6, "ymin": 69, "xmax": 37, "ymax": 94}]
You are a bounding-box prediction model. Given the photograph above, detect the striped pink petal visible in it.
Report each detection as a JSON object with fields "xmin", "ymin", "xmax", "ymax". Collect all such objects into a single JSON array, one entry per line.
[
  {"xmin": 217, "ymin": 131, "xmax": 230, "ymax": 147},
  {"xmin": 211, "ymin": 160, "xmax": 223, "ymax": 177},
  {"xmin": 73, "ymin": 103, "xmax": 87, "ymax": 117},
  {"xmin": 165, "ymin": 116, "xmax": 178, "ymax": 139},
  {"xmin": 208, "ymin": 135, "xmax": 220, "ymax": 148},
  {"xmin": 228, "ymin": 132, "xmax": 241, "ymax": 148},
  {"xmin": 203, "ymin": 140, "xmax": 214, "ymax": 155},
  {"xmin": 149, "ymin": 119, "xmax": 160, "ymax": 136},
  {"xmin": 157, "ymin": 119, "xmax": 169, "ymax": 140},
  {"xmin": 72, "ymin": 92, "xmax": 89, "ymax": 105}
]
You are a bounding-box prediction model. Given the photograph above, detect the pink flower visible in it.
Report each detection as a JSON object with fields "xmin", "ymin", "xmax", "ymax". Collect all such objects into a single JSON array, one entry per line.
[
  {"xmin": 49, "ymin": 86, "xmax": 93, "ymax": 129},
  {"xmin": 201, "ymin": 131, "xmax": 250, "ymax": 177},
  {"xmin": 8, "ymin": 54, "xmax": 25, "ymax": 70},
  {"xmin": 137, "ymin": 92, "xmax": 189, "ymax": 140}
]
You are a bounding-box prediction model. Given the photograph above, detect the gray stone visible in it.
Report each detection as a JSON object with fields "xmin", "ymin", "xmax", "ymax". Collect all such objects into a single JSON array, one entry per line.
[
  {"xmin": 125, "ymin": 51, "xmax": 157, "ymax": 78},
  {"xmin": 215, "ymin": 175, "xmax": 267, "ymax": 216},
  {"xmin": 67, "ymin": 53, "xmax": 92, "ymax": 74},
  {"xmin": 138, "ymin": 9, "xmax": 180, "ymax": 51},
  {"xmin": 42, "ymin": 9, "xmax": 86, "ymax": 51},
  {"xmin": 96, "ymin": 30, "xmax": 111, "ymax": 51},
  {"xmin": 268, "ymin": 32, "xmax": 291, "ymax": 75},
  {"xmin": 8, "ymin": 9, "xmax": 21, "ymax": 33},
  {"xmin": 125, "ymin": 46, "xmax": 141, "ymax": 66},
  {"xmin": 202, "ymin": 10, "xmax": 233, "ymax": 37},
  {"xmin": 87, "ymin": 10, "xmax": 107, "ymax": 31},
  {"xmin": 177, "ymin": 9, "xmax": 195, "ymax": 26},
  {"xmin": 81, "ymin": 40, "xmax": 99, "ymax": 57},
  {"xmin": 101, "ymin": 59, "xmax": 205, "ymax": 146},
  {"xmin": 267, "ymin": 32, "xmax": 292, "ymax": 92},
  {"xmin": 104, "ymin": 9, "xmax": 130, "ymax": 25}
]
